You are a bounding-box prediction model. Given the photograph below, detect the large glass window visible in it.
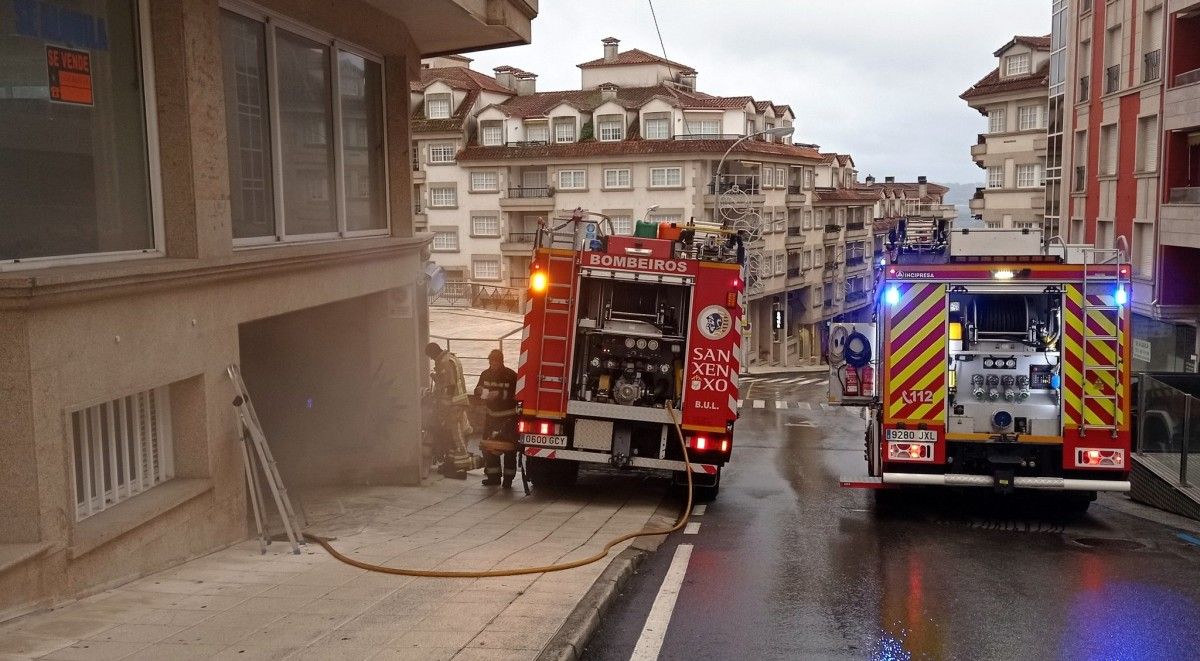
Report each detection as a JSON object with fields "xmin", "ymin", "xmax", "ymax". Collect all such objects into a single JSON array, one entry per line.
[
  {"xmin": 221, "ymin": 7, "xmax": 388, "ymax": 242},
  {"xmin": 1, "ymin": 0, "xmax": 156, "ymax": 264}
]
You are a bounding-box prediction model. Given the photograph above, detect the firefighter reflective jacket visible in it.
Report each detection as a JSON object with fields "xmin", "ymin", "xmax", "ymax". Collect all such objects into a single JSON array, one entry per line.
[
  {"xmin": 433, "ymin": 350, "xmax": 470, "ymax": 408},
  {"xmin": 475, "ymin": 366, "xmax": 518, "ymax": 418}
]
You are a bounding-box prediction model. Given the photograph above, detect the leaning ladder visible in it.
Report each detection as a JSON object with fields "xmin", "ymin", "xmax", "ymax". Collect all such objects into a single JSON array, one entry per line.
[
  {"xmin": 1078, "ymin": 242, "xmax": 1127, "ymax": 438},
  {"xmin": 227, "ymin": 365, "xmax": 305, "ymax": 554},
  {"xmin": 533, "ymin": 224, "xmax": 581, "ymax": 413}
]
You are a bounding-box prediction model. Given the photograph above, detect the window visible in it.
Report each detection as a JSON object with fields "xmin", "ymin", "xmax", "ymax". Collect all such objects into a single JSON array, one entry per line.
[
  {"xmin": 221, "ymin": 8, "xmax": 388, "ymax": 241},
  {"xmin": 1135, "ymin": 221, "xmax": 1154, "ymax": 278},
  {"xmin": 1017, "ymin": 164, "xmax": 1041, "ymax": 188},
  {"xmin": 425, "ymin": 93, "xmax": 451, "ymax": 119},
  {"xmin": 648, "ymin": 213, "xmax": 683, "ymax": 224},
  {"xmin": 481, "ymin": 122, "xmax": 504, "ymax": 146},
  {"xmin": 989, "ymin": 108, "xmax": 1007, "ymax": 134},
  {"xmin": 803, "ymin": 251, "xmax": 812, "ymax": 269},
  {"xmin": 987, "ymin": 166, "xmax": 1004, "ymax": 189},
  {"xmin": 1005, "ymin": 53, "xmax": 1031, "ymax": 76},
  {"xmin": 773, "ymin": 209, "xmax": 785, "ymax": 233},
  {"xmin": 558, "ymin": 169, "xmax": 587, "ymax": 190},
  {"xmin": 604, "ymin": 168, "xmax": 632, "ymax": 189},
  {"xmin": 1, "ymin": 0, "xmax": 157, "ymax": 263},
  {"xmin": 430, "ymin": 186, "xmax": 457, "ymax": 208},
  {"xmin": 70, "ymin": 386, "xmax": 173, "ymax": 521},
  {"xmin": 1017, "ymin": 105, "xmax": 1044, "ymax": 131},
  {"xmin": 764, "ymin": 167, "xmax": 774, "ymax": 188},
  {"xmin": 431, "ymin": 230, "xmax": 459, "ymax": 252},
  {"xmin": 472, "ymin": 256, "xmax": 501, "ymax": 281},
  {"xmin": 610, "ymin": 215, "xmax": 633, "ymax": 235},
  {"xmin": 684, "ymin": 119, "xmax": 720, "ymax": 136},
  {"xmin": 525, "ymin": 122, "xmax": 549, "ymax": 143},
  {"xmin": 471, "ymin": 215, "xmax": 500, "ymax": 237},
  {"xmin": 1137, "ymin": 116, "xmax": 1159, "ymax": 172},
  {"xmin": 644, "ymin": 115, "xmax": 670, "ymax": 140},
  {"xmin": 1100, "ymin": 124, "xmax": 1118, "ymax": 175},
  {"xmin": 598, "ymin": 114, "xmax": 625, "ymax": 141},
  {"xmin": 650, "ymin": 167, "xmax": 683, "ymax": 188},
  {"xmin": 553, "ymin": 118, "xmax": 576, "ymax": 143},
  {"xmin": 428, "ymin": 143, "xmax": 456, "ymax": 164},
  {"xmin": 803, "ymin": 210, "xmax": 813, "ymax": 230},
  {"xmin": 777, "ymin": 168, "xmax": 787, "ymax": 188},
  {"xmin": 774, "ymin": 253, "xmax": 785, "ymax": 276},
  {"xmin": 470, "ymin": 171, "xmax": 499, "ymax": 193}
]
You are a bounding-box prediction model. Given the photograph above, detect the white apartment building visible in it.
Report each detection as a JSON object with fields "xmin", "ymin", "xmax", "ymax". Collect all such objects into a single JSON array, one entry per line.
[
  {"xmin": 962, "ymin": 35, "xmax": 1052, "ymax": 229},
  {"xmin": 409, "ymin": 39, "xmax": 897, "ymax": 366}
]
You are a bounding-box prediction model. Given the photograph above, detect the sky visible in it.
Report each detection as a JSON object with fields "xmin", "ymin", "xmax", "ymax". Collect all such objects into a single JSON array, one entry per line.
[{"xmin": 465, "ymin": 0, "xmax": 1050, "ymax": 185}]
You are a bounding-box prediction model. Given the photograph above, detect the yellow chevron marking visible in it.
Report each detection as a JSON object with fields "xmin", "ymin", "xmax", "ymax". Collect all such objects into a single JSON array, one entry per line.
[
  {"xmin": 891, "ymin": 287, "xmax": 943, "ymax": 339},
  {"xmin": 890, "ymin": 337, "xmax": 945, "ymax": 393},
  {"xmin": 893, "ymin": 311, "xmax": 945, "ymax": 363}
]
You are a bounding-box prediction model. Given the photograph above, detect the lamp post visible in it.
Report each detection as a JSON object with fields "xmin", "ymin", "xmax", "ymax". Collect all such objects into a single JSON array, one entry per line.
[{"xmin": 712, "ymin": 126, "xmax": 795, "ymax": 373}]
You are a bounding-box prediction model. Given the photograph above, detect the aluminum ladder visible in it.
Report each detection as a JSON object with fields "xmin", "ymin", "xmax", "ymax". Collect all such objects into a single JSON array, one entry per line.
[
  {"xmin": 1078, "ymin": 240, "xmax": 1127, "ymax": 438},
  {"xmin": 531, "ymin": 220, "xmax": 582, "ymax": 414}
]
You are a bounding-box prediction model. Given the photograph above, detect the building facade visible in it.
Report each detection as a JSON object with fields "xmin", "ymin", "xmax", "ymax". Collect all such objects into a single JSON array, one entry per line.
[
  {"xmin": 409, "ymin": 38, "xmax": 906, "ymax": 366},
  {"xmin": 1057, "ymin": 0, "xmax": 1199, "ymax": 372},
  {"xmin": 0, "ymin": 0, "xmax": 536, "ymax": 620},
  {"xmin": 962, "ymin": 35, "xmax": 1052, "ymax": 230}
]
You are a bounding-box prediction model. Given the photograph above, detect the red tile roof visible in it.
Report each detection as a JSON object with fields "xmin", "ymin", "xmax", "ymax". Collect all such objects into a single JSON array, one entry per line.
[
  {"xmin": 994, "ymin": 34, "xmax": 1052, "ymax": 57},
  {"xmin": 411, "ymin": 88, "xmax": 478, "ymax": 134},
  {"xmin": 960, "ymin": 60, "xmax": 1049, "ymax": 101},
  {"xmin": 411, "ymin": 66, "xmax": 514, "ymax": 95},
  {"xmin": 814, "ymin": 187, "xmax": 880, "ymax": 203},
  {"xmin": 577, "ymin": 48, "xmax": 693, "ymax": 72},
  {"xmin": 458, "ymin": 138, "xmax": 823, "ymax": 163},
  {"xmin": 867, "ymin": 181, "xmax": 949, "ymax": 197}
]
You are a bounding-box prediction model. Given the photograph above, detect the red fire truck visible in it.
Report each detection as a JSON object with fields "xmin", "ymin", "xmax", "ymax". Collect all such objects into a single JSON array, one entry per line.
[
  {"xmin": 833, "ymin": 226, "xmax": 1132, "ymax": 511},
  {"xmin": 515, "ymin": 210, "xmax": 744, "ymax": 499}
]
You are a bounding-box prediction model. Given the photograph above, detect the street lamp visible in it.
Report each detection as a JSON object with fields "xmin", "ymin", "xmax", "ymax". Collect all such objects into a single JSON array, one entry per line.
[{"xmin": 713, "ymin": 125, "xmax": 795, "ymax": 373}]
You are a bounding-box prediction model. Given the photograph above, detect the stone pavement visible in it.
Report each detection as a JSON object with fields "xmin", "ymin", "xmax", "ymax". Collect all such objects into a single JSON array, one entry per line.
[{"xmin": 0, "ymin": 474, "xmax": 667, "ymax": 661}]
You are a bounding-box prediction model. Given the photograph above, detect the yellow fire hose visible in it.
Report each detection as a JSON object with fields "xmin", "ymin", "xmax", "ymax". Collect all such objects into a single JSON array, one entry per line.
[{"xmin": 301, "ymin": 404, "xmax": 694, "ymax": 577}]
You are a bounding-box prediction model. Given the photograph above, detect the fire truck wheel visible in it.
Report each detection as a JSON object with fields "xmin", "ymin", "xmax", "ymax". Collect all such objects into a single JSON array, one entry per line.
[
  {"xmin": 1061, "ymin": 491, "xmax": 1095, "ymax": 515},
  {"xmin": 674, "ymin": 468, "xmax": 721, "ymax": 501},
  {"xmin": 526, "ymin": 456, "xmax": 578, "ymax": 491}
]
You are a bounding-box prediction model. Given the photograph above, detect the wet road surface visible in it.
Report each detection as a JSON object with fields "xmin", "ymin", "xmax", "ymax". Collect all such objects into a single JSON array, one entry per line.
[{"xmin": 584, "ymin": 375, "xmax": 1200, "ymax": 660}]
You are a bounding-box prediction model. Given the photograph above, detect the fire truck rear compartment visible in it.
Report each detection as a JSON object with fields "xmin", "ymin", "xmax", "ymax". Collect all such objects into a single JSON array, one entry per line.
[{"xmin": 885, "ymin": 442, "xmax": 1125, "ymax": 487}]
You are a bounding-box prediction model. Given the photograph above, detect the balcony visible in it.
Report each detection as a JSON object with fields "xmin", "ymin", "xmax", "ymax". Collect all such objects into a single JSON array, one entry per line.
[
  {"xmin": 1177, "ymin": 68, "xmax": 1200, "ymax": 88},
  {"xmin": 845, "ymin": 255, "xmax": 867, "ymax": 271},
  {"xmin": 785, "ymin": 185, "xmax": 807, "ymax": 206},
  {"xmin": 786, "ymin": 226, "xmax": 806, "ymax": 246},
  {"xmin": 1168, "ymin": 187, "xmax": 1200, "ymax": 205},
  {"xmin": 500, "ymin": 231, "xmax": 537, "ymax": 254},
  {"xmin": 504, "ymin": 140, "xmax": 549, "ymax": 148},
  {"xmin": 500, "ymin": 186, "xmax": 555, "ymax": 210},
  {"xmin": 824, "ymin": 223, "xmax": 841, "ymax": 235},
  {"xmin": 787, "ymin": 267, "xmax": 802, "ymax": 279},
  {"xmin": 1079, "ymin": 75, "xmax": 1090, "ymax": 103},
  {"xmin": 846, "ymin": 290, "xmax": 869, "ymax": 303},
  {"xmin": 845, "ymin": 221, "xmax": 867, "ymax": 236},
  {"xmin": 971, "ymin": 139, "xmax": 987, "ymax": 160},
  {"xmin": 708, "ymin": 175, "xmax": 761, "ymax": 195},
  {"xmin": 673, "ymin": 133, "xmax": 746, "ymax": 141},
  {"xmin": 1105, "ymin": 65, "xmax": 1120, "ymax": 95},
  {"xmin": 1144, "ymin": 50, "xmax": 1161, "ymax": 83}
]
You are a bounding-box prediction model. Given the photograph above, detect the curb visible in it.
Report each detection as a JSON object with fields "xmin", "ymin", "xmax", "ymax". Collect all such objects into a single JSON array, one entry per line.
[{"xmin": 535, "ymin": 499, "xmax": 679, "ymax": 661}]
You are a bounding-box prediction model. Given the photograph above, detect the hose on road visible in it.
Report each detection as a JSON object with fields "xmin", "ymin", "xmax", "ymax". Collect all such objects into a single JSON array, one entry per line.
[{"xmin": 301, "ymin": 404, "xmax": 694, "ymax": 577}]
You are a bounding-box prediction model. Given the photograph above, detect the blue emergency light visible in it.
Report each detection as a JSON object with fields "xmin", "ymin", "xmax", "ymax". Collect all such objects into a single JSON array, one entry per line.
[
  {"xmin": 885, "ymin": 286, "xmax": 900, "ymax": 306},
  {"xmin": 1115, "ymin": 285, "xmax": 1128, "ymax": 306}
]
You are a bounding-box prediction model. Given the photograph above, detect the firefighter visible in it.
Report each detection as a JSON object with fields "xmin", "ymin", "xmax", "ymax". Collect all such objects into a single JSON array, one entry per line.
[
  {"xmin": 475, "ymin": 349, "xmax": 518, "ymax": 488},
  {"xmin": 425, "ymin": 342, "xmax": 475, "ymax": 479}
]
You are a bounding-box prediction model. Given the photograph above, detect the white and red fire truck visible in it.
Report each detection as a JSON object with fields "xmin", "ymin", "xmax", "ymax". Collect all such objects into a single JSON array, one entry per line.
[
  {"xmin": 514, "ymin": 210, "xmax": 744, "ymax": 499},
  {"xmin": 832, "ymin": 225, "xmax": 1133, "ymax": 511}
]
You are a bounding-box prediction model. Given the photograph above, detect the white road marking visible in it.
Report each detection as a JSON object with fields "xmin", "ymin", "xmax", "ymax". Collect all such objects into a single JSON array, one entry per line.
[
  {"xmin": 785, "ymin": 420, "xmax": 815, "ymax": 427},
  {"xmin": 683, "ymin": 522, "xmax": 701, "ymax": 535},
  {"xmin": 775, "ymin": 400, "xmax": 788, "ymax": 409},
  {"xmin": 798, "ymin": 378, "xmax": 821, "ymax": 386},
  {"xmin": 753, "ymin": 400, "xmax": 766, "ymax": 409},
  {"xmin": 692, "ymin": 504, "xmax": 707, "ymax": 516},
  {"xmin": 737, "ymin": 399, "xmax": 744, "ymax": 408},
  {"xmin": 630, "ymin": 544, "xmax": 694, "ymax": 661}
]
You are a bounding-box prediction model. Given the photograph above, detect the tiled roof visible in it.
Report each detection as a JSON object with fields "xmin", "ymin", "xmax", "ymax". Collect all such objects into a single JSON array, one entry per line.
[
  {"xmin": 458, "ymin": 138, "xmax": 823, "ymax": 163},
  {"xmin": 960, "ymin": 60, "xmax": 1049, "ymax": 101},
  {"xmin": 411, "ymin": 88, "xmax": 478, "ymax": 134},
  {"xmin": 994, "ymin": 34, "xmax": 1052, "ymax": 56},
  {"xmin": 866, "ymin": 181, "xmax": 950, "ymax": 200},
  {"xmin": 774, "ymin": 104, "xmax": 793, "ymax": 117},
  {"xmin": 814, "ymin": 187, "xmax": 880, "ymax": 203},
  {"xmin": 411, "ymin": 66, "xmax": 514, "ymax": 95},
  {"xmin": 476, "ymin": 85, "xmax": 756, "ymax": 119},
  {"xmin": 577, "ymin": 48, "xmax": 693, "ymax": 72},
  {"xmin": 817, "ymin": 152, "xmax": 837, "ymax": 164}
]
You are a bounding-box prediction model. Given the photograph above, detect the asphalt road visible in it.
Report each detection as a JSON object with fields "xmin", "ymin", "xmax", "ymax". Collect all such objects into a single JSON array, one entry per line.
[{"xmin": 583, "ymin": 375, "xmax": 1200, "ymax": 661}]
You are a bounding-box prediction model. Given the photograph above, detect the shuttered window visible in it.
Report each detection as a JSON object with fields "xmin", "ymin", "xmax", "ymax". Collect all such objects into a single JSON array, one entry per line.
[{"xmin": 1138, "ymin": 116, "xmax": 1159, "ymax": 172}]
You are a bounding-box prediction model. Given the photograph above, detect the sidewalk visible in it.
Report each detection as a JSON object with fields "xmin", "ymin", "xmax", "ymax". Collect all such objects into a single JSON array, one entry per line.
[{"xmin": 0, "ymin": 475, "xmax": 666, "ymax": 661}]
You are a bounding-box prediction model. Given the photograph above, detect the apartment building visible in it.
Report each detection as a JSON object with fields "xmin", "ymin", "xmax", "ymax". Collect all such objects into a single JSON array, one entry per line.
[
  {"xmin": 1056, "ymin": 0, "xmax": 1200, "ymax": 372},
  {"xmin": 962, "ymin": 35, "xmax": 1052, "ymax": 229},
  {"xmin": 0, "ymin": 0, "xmax": 536, "ymax": 619},
  {"xmin": 410, "ymin": 38, "xmax": 892, "ymax": 366}
]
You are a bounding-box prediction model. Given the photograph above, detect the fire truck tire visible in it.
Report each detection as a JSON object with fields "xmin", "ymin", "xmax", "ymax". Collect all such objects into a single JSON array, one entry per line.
[
  {"xmin": 1062, "ymin": 490, "xmax": 1095, "ymax": 515},
  {"xmin": 673, "ymin": 468, "xmax": 721, "ymax": 501},
  {"xmin": 526, "ymin": 456, "xmax": 578, "ymax": 491}
]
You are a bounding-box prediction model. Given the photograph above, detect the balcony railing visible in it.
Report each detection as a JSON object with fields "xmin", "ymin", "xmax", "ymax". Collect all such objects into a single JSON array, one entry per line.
[
  {"xmin": 506, "ymin": 186, "xmax": 553, "ymax": 199},
  {"xmin": 1168, "ymin": 187, "xmax": 1200, "ymax": 204},
  {"xmin": 845, "ymin": 256, "xmax": 866, "ymax": 267},
  {"xmin": 1079, "ymin": 75, "xmax": 1090, "ymax": 103},
  {"xmin": 823, "ymin": 298, "xmax": 833, "ymax": 308},
  {"xmin": 824, "ymin": 224, "xmax": 841, "ymax": 234},
  {"xmin": 1143, "ymin": 50, "xmax": 1161, "ymax": 83},
  {"xmin": 787, "ymin": 226, "xmax": 805, "ymax": 237},
  {"xmin": 505, "ymin": 231, "xmax": 538, "ymax": 244},
  {"xmin": 846, "ymin": 291, "xmax": 869, "ymax": 302},
  {"xmin": 787, "ymin": 267, "xmax": 801, "ymax": 278},
  {"xmin": 846, "ymin": 222, "xmax": 865, "ymax": 232},
  {"xmin": 787, "ymin": 185, "xmax": 805, "ymax": 194},
  {"xmin": 1105, "ymin": 65, "xmax": 1120, "ymax": 94},
  {"xmin": 505, "ymin": 140, "xmax": 549, "ymax": 148},
  {"xmin": 709, "ymin": 175, "xmax": 761, "ymax": 195},
  {"xmin": 1177, "ymin": 68, "xmax": 1200, "ymax": 88}
]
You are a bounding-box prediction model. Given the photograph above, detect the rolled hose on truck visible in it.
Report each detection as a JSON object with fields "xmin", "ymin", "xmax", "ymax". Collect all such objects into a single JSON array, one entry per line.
[{"xmin": 301, "ymin": 404, "xmax": 695, "ymax": 578}]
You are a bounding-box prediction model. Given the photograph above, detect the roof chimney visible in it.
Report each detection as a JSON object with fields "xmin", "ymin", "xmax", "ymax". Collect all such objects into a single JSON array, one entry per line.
[
  {"xmin": 515, "ymin": 72, "xmax": 537, "ymax": 96},
  {"xmin": 917, "ymin": 175, "xmax": 928, "ymax": 184},
  {"xmin": 493, "ymin": 66, "xmax": 516, "ymax": 91},
  {"xmin": 884, "ymin": 176, "xmax": 895, "ymax": 184},
  {"xmin": 679, "ymin": 69, "xmax": 697, "ymax": 90},
  {"xmin": 918, "ymin": 175, "xmax": 928, "ymax": 198},
  {"xmin": 865, "ymin": 175, "xmax": 875, "ymax": 185},
  {"xmin": 602, "ymin": 37, "xmax": 620, "ymax": 63},
  {"xmin": 599, "ymin": 82, "xmax": 618, "ymax": 101}
]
